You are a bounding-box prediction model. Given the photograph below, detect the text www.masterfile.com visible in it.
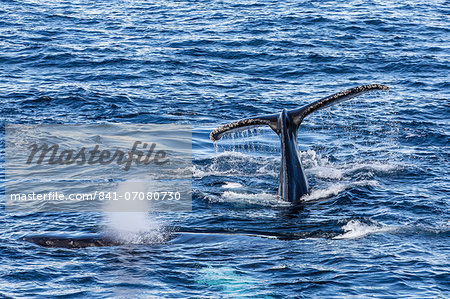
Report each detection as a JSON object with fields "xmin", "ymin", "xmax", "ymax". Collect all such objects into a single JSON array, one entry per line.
[
  {"xmin": 8, "ymin": 191, "xmax": 182, "ymax": 202},
  {"xmin": 9, "ymin": 192, "xmax": 97, "ymax": 201}
]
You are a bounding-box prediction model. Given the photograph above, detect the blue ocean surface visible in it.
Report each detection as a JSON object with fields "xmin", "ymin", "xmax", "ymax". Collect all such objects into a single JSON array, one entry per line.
[{"xmin": 0, "ymin": 0, "xmax": 449, "ymax": 297}]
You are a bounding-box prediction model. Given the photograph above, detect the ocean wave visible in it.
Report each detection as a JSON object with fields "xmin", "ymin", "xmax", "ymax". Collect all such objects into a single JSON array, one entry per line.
[{"xmin": 333, "ymin": 219, "xmax": 396, "ymax": 240}]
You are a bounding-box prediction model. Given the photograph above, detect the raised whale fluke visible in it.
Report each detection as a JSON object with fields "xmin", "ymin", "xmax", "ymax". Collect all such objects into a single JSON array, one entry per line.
[
  {"xmin": 210, "ymin": 84, "xmax": 389, "ymax": 141},
  {"xmin": 210, "ymin": 84, "xmax": 390, "ymax": 203}
]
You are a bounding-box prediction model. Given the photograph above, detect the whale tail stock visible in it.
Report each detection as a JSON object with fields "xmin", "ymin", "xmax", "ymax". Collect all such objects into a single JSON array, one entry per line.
[{"xmin": 210, "ymin": 84, "xmax": 390, "ymax": 142}]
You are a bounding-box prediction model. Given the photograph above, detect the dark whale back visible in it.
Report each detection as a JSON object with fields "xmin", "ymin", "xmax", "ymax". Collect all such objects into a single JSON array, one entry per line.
[{"xmin": 23, "ymin": 234, "xmax": 120, "ymax": 248}]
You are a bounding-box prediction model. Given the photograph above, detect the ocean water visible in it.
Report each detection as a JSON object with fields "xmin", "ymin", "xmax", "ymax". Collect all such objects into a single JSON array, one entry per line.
[{"xmin": 0, "ymin": 0, "xmax": 449, "ymax": 297}]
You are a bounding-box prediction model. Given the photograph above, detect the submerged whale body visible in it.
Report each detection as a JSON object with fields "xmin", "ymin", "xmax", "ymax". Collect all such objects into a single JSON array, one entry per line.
[
  {"xmin": 210, "ymin": 84, "xmax": 390, "ymax": 203},
  {"xmin": 23, "ymin": 234, "xmax": 121, "ymax": 248}
]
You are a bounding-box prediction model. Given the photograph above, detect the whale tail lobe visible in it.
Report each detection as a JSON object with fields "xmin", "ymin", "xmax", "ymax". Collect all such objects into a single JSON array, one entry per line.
[{"xmin": 210, "ymin": 84, "xmax": 389, "ymax": 142}]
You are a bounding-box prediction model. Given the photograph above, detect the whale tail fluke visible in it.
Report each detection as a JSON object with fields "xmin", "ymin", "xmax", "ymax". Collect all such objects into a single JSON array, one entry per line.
[
  {"xmin": 209, "ymin": 84, "xmax": 390, "ymax": 202},
  {"xmin": 210, "ymin": 84, "xmax": 390, "ymax": 142},
  {"xmin": 210, "ymin": 113, "xmax": 280, "ymax": 141},
  {"xmin": 288, "ymin": 84, "xmax": 390, "ymax": 127}
]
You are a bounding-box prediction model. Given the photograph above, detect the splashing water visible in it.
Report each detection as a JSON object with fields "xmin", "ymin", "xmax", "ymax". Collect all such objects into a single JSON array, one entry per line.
[
  {"xmin": 222, "ymin": 182, "xmax": 243, "ymax": 189},
  {"xmin": 333, "ymin": 219, "xmax": 396, "ymax": 240},
  {"xmin": 102, "ymin": 180, "xmax": 166, "ymax": 244},
  {"xmin": 213, "ymin": 127, "xmax": 279, "ymax": 156}
]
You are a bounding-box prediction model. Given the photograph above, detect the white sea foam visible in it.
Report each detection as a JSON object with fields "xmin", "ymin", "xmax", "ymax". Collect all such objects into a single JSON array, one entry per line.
[
  {"xmin": 218, "ymin": 191, "xmax": 289, "ymax": 206},
  {"xmin": 215, "ymin": 150, "xmax": 253, "ymax": 159},
  {"xmin": 302, "ymin": 150, "xmax": 398, "ymax": 179},
  {"xmin": 333, "ymin": 219, "xmax": 394, "ymax": 239},
  {"xmin": 302, "ymin": 180, "xmax": 379, "ymax": 202},
  {"xmin": 217, "ymin": 179, "xmax": 379, "ymax": 204},
  {"xmin": 344, "ymin": 162, "xmax": 398, "ymax": 174},
  {"xmin": 200, "ymin": 145, "xmax": 399, "ymax": 205},
  {"xmin": 222, "ymin": 191, "xmax": 276, "ymax": 201},
  {"xmin": 222, "ymin": 182, "xmax": 243, "ymax": 189},
  {"xmin": 256, "ymin": 163, "xmax": 278, "ymax": 177},
  {"xmin": 193, "ymin": 150, "xmax": 277, "ymax": 179},
  {"xmin": 193, "ymin": 164, "xmax": 248, "ymax": 178},
  {"xmin": 302, "ymin": 183, "xmax": 347, "ymax": 202},
  {"xmin": 310, "ymin": 166, "xmax": 344, "ymax": 179},
  {"xmin": 299, "ymin": 150, "xmax": 344, "ymax": 179}
]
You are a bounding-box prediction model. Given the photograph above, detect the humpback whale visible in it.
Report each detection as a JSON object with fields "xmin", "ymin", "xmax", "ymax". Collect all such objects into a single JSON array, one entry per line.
[
  {"xmin": 23, "ymin": 234, "xmax": 121, "ymax": 248},
  {"xmin": 210, "ymin": 84, "xmax": 390, "ymax": 203}
]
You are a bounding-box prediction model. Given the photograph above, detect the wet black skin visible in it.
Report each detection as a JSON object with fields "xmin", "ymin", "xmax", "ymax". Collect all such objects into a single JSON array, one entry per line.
[
  {"xmin": 210, "ymin": 84, "xmax": 390, "ymax": 203},
  {"xmin": 278, "ymin": 109, "xmax": 309, "ymax": 202},
  {"xmin": 23, "ymin": 235, "xmax": 120, "ymax": 248}
]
